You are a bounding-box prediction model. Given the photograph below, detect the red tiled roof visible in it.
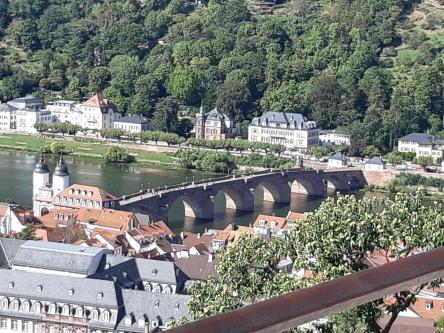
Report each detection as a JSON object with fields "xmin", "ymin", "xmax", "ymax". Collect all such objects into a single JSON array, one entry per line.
[
  {"xmin": 81, "ymin": 93, "xmax": 116, "ymax": 109},
  {"xmin": 253, "ymin": 214, "xmax": 287, "ymax": 229}
]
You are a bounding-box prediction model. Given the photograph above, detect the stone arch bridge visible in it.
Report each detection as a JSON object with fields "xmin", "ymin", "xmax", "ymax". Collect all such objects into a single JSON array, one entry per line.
[{"xmin": 118, "ymin": 168, "xmax": 368, "ymax": 222}]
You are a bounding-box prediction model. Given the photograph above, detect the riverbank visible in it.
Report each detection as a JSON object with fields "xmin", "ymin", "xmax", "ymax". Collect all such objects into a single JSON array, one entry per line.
[{"xmin": 0, "ymin": 133, "xmax": 178, "ymax": 166}]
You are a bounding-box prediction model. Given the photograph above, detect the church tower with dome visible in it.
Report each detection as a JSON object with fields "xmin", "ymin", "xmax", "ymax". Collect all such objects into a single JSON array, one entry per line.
[{"xmin": 33, "ymin": 153, "xmax": 70, "ymax": 217}]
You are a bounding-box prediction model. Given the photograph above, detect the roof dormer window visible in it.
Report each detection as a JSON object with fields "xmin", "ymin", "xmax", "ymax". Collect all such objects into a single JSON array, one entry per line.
[{"xmin": 97, "ymin": 292, "xmax": 103, "ymax": 300}]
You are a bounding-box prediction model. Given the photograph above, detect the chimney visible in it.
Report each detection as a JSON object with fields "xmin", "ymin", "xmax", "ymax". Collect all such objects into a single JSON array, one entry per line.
[
  {"xmin": 231, "ymin": 223, "xmax": 237, "ymax": 231},
  {"xmin": 197, "ymin": 233, "xmax": 201, "ymax": 239},
  {"xmin": 208, "ymin": 254, "xmax": 213, "ymax": 262}
]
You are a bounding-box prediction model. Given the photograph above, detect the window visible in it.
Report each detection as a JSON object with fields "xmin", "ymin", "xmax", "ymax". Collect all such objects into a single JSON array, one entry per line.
[
  {"xmin": 33, "ymin": 302, "xmax": 41, "ymax": 314},
  {"xmin": 11, "ymin": 300, "xmax": 19, "ymax": 311},
  {"xmin": 1, "ymin": 298, "xmax": 8, "ymax": 309},
  {"xmin": 151, "ymin": 320, "xmax": 158, "ymax": 328},
  {"xmin": 48, "ymin": 325, "xmax": 54, "ymax": 333},
  {"xmin": 62, "ymin": 305, "xmax": 70, "ymax": 316},
  {"xmin": 32, "ymin": 322, "xmax": 39, "ymax": 333},
  {"xmin": 48, "ymin": 304, "xmax": 56, "ymax": 314},
  {"xmin": 22, "ymin": 322, "xmax": 29, "ymax": 332},
  {"xmin": 1, "ymin": 319, "xmax": 6, "ymax": 329},
  {"xmin": 91, "ymin": 309, "xmax": 99, "ymax": 320},
  {"xmin": 154, "ymin": 285, "xmax": 161, "ymax": 293},
  {"xmin": 75, "ymin": 307, "xmax": 83, "ymax": 317},
  {"xmin": 61, "ymin": 326, "xmax": 68, "ymax": 333},
  {"xmin": 102, "ymin": 311, "xmax": 110, "ymax": 322},
  {"xmin": 11, "ymin": 320, "xmax": 17, "ymax": 331},
  {"xmin": 145, "ymin": 283, "xmax": 151, "ymax": 292},
  {"xmin": 426, "ymin": 302, "xmax": 433, "ymax": 310},
  {"xmin": 22, "ymin": 301, "xmax": 30, "ymax": 312},
  {"xmin": 163, "ymin": 286, "xmax": 171, "ymax": 294}
]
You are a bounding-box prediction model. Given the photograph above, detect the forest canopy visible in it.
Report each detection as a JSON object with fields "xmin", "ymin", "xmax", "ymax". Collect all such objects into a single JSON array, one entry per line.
[{"xmin": 0, "ymin": 0, "xmax": 443, "ymax": 153}]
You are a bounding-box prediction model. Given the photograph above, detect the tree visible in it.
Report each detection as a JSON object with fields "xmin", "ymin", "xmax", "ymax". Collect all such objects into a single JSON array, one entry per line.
[
  {"xmin": 176, "ymin": 118, "xmax": 194, "ymax": 138},
  {"xmin": 104, "ymin": 146, "xmax": 132, "ymax": 163},
  {"xmin": 17, "ymin": 224, "xmax": 35, "ymax": 240},
  {"xmin": 50, "ymin": 141, "xmax": 65, "ymax": 154},
  {"xmin": 151, "ymin": 97, "xmax": 179, "ymax": 133},
  {"xmin": 415, "ymin": 156, "xmax": 433, "ymax": 168},
  {"xmin": 7, "ymin": 19, "xmax": 40, "ymax": 50},
  {"xmin": 89, "ymin": 67, "xmax": 110, "ymax": 93},
  {"xmin": 168, "ymin": 66, "xmax": 204, "ymax": 105},
  {"xmin": 363, "ymin": 145, "xmax": 381, "ymax": 158},
  {"xmin": 216, "ymin": 80, "xmax": 250, "ymax": 122},
  {"xmin": 189, "ymin": 193, "xmax": 444, "ymax": 333}
]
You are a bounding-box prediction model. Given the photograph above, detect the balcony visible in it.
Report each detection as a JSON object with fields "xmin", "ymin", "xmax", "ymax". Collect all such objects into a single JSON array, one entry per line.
[{"xmin": 42, "ymin": 314, "xmax": 87, "ymax": 325}]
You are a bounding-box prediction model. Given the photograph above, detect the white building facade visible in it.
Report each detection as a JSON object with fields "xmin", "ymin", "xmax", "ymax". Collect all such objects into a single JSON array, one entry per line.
[
  {"xmin": 398, "ymin": 133, "xmax": 444, "ymax": 162},
  {"xmin": 79, "ymin": 94, "xmax": 121, "ymax": 130},
  {"xmin": 16, "ymin": 109, "xmax": 54, "ymax": 133},
  {"xmin": 248, "ymin": 112, "xmax": 318, "ymax": 150},
  {"xmin": 46, "ymin": 100, "xmax": 80, "ymax": 125},
  {"xmin": 114, "ymin": 115, "xmax": 149, "ymax": 133},
  {"xmin": 0, "ymin": 104, "xmax": 17, "ymax": 130},
  {"xmin": 319, "ymin": 130, "xmax": 351, "ymax": 147}
]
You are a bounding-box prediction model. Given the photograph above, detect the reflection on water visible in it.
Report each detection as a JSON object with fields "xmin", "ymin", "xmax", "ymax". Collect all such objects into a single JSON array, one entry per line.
[
  {"xmin": 168, "ymin": 191, "xmax": 328, "ymax": 234},
  {"xmin": 0, "ymin": 150, "xmax": 366, "ymax": 233}
]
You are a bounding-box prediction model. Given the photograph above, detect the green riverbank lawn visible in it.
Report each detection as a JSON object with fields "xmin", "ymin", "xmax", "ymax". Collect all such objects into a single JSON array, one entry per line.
[{"xmin": 0, "ymin": 134, "xmax": 177, "ymax": 165}]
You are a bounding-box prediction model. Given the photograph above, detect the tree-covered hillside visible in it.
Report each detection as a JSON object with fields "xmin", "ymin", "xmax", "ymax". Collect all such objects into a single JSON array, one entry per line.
[{"xmin": 0, "ymin": 0, "xmax": 443, "ymax": 152}]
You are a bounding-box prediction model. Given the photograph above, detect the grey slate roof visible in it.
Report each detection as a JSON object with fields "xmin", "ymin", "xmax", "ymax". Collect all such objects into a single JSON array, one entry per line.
[
  {"xmin": 251, "ymin": 112, "xmax": 316, "ymax": 129},
  {"xmin": 174, "ymin": 255, "xmax": 219, "ymax": 281},
  {"xmin": 398, "ymin": 133, "xmax": 435, "ymax": 145},
  {"xmin": 117, "ymin": 289, "xmax": 191, "ymax": 331},
  {"xmin": 329, "ymin": 152, "xmax": 347, "ymax": 161},
  {"xmin": 92, "ymin": 254, "xmax": 179, "ymax": 287},
  {"xmin": 7, "ymin": 96, "xmax": 43, "ymax": 109},
  {"xmin": 0, "ymin": 269, "xmax": 118, "ymax": 308},
  {"xmin": 0, "ymin": 238, "xmax": 26, "ymax": 268},
  {"xmin": 116, "ymin": 115, "xmax": 148, "ymax": 124},
  {"xmin": 205, "ymin": 108, "xmax": 229, "ymax": 121},
  {"xmin": 0, "ymin": 103, "xmax": 17, "ymax": 112},
  {"xmin": 12, "ymin": 240, "xmax": 109, "ymax": 275},
  {"xmin": 365, "ymin": 157, "xmax": 385, "ymax": 165}
]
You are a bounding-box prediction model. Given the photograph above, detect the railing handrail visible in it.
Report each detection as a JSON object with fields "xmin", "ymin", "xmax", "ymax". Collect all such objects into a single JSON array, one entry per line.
[
  {"xmin": 166, "ymin": 246, "xmax": 444, "ymax": 333},
  {"xmin": 119, "ymin": 168, "xmax": 308, "ymax": 203}
]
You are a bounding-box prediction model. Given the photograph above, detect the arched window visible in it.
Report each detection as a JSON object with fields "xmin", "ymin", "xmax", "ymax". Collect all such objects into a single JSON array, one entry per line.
[
  {"xmin": 1, "ymin": 298, "xmax": 8, "ymax": 309},
  {"xmin": 33, "ymin": 302, "xmax": 41, "ymax": 314},
  {"xmin": 145, "ymin": 283, "xmax": 151, "ymax": 292},
  {"xmin": 48, "ymin": 304, "xmax": 56, "ymax": 314},
  {"xmin": 102, "ymin": 310, "xmax": 110, "ymax": 322},
  {"xmin": 21, "ymin": 301, "xmax": 31, "ymax": 312},
  {"xmin": 163, "ymin": 286, "xmax": 171, "ymax": 294},
  {"xmin": 153, "ymin": 285, "xmax": 161, "ymax": 293},
  {"xmin": 49, "ymin": 325, "xmax": 55, "ymax": 333},
  {"xmin": 61, "ymin": 326, "xmax": 68, "ymax": 333},
  {"xmin": 91, "ymin": 309, "xmax": 99, "ymax": 321},
  {"xmin": 62, "ymin": 305, "xmax": 70, "ymax": 316},
  {"xmin": 75, "ymin": 307, "xmax": 83, "ymax": 318},
  {"xmin": 10, "ymin": 299, "xmax": 19, "ymax": 311}
]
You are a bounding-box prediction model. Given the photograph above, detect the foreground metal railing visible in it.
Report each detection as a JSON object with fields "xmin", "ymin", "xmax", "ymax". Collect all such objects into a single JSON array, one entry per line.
[{"xmin": 167, "ymin": 246, "xmax": 444, "ymax": 333}]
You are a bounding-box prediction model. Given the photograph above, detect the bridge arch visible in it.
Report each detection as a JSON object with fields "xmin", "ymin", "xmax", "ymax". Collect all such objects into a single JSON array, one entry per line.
[
  {"xmin": 215, "ymin": 187, "xmax": 254, "ymax": 211},
  {"xmin": 323, "ymin": 174, "xmax": 350, "ymax": 192},
  {"xmin": 255, "ymin": 181, "xmax": 290, "ymax": 203},
  {"xmin": 168, "ymin": 195, "xmax": 214, "ymax": 220},
  {"xmin": 291, "ymin": 177, "xmax": 320, "ymax": 196}
]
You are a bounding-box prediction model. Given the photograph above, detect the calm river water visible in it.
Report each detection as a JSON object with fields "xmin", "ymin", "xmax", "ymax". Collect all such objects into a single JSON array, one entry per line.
[{"xmin": 0, "ymin": 150, "xmax": 327, "ymax": 233}]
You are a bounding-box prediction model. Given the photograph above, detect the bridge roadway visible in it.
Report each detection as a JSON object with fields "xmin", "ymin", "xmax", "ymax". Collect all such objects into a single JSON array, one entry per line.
[{"xmin": 118, "ymin": 168, "xmax": 368, "ymax": 222}]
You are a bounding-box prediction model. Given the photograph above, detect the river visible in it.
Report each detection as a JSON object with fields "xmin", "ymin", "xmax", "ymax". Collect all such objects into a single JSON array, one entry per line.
[{"xmin": 0, "ymin": 150, "xmax": 328, "ymax": 233}]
